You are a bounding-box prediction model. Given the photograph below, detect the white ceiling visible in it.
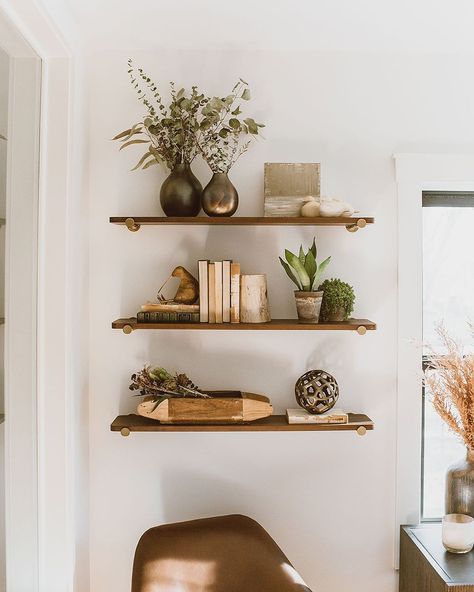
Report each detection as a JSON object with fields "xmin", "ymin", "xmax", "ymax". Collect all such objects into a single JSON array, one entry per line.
[{"xmin": 40, "ymin": 0, "xmax": 474, "ymax": 54}]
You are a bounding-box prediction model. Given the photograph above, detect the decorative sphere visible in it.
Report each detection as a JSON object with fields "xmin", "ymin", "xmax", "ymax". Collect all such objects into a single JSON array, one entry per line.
[{"xmin": 295, "ymin": 370, "xmax": 339, "ymax": 414}]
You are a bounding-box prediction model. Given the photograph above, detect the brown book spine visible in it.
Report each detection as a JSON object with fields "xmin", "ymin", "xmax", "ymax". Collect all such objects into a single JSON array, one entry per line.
[{"xmin": 137, "ymin": 311, "xmax": 200, "ymax": 323}]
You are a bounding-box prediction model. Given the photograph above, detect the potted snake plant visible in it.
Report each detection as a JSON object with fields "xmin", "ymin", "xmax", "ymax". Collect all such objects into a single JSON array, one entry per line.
[{"xmin": 279, "ymin": 238, "xmax": 331, "ymax": 323}]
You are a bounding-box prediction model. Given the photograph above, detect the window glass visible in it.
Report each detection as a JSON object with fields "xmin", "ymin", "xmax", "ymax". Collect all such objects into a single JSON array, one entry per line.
[{"xmin": 422, "ymin": 193, "xmax": 474, "ymax": 520}]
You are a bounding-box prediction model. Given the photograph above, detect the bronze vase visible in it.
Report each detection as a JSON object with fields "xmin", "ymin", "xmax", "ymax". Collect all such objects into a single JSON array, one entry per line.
[
  {"xmin": 201, "ymin": 172, "xmax": 238, "ymax": 217},
  {"xmin": 446, "ymin": 449, "xmax": 474, "ymax": 517},
  {"xmin": 160, "ymin": 163, "xmax": 202, "ymax": 217}
]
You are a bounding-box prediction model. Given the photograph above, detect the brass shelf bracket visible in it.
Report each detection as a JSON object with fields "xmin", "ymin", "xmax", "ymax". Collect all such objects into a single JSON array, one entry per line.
[
  {"xmin": 122, "ymin": 324, "xmax": 134, "ymax": 335},
  {"xmin": 346, "ymin": 218, "xmax": 367, "ymax": 233},
  {"xmin": 356, "ymin": 426, "xmax": 367, "ymax": 436},
  {"xmin": 120, "ymin": 427, "xmax": 131, "ymax": 437},
  {"xmin": 356, "ymin": 326, "xmax": 367, "ymax": 336},
  {"xmin": 125, "ymin": 217, "xmax": 141, "ymax": 232}
]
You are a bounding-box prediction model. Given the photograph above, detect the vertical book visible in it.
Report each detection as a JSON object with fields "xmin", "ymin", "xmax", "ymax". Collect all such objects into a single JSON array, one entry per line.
[
  {"xmin": 222, "ymin": 260, "xmax": 232, "ymax": 323},
  {"xmin": 214, "ymin": 261, "xmax": 223, "ymax": 323},
  {"xmin": 230, "ymin": 262, "xmax": 241, "ymax": 323},
  {"xmin": 208, "ymin": 263, "xmax": 216, "ymax": 324},
  {"xmin": 198, "ymin": 260, "xmax": 209, "ymax": 322}
]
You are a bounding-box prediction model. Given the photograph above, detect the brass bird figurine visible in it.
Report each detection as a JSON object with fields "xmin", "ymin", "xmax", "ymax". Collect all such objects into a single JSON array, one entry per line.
[
  {"xmin": 156, "ymin": 266, "xmax": 200, "ymax": 304},
  {"xmin": 171, "ymin": 266, "xmax": 199, "ymax": 304}
]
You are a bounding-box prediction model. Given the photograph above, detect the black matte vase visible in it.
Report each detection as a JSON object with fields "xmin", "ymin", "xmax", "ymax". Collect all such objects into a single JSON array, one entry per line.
[
  {"xmin": 160, "ymin": 163, "xmax": 202, "ymax": 217},
  {"xmin": 201, "ymin": 172, "xmax": 238, "ymax": 217}
]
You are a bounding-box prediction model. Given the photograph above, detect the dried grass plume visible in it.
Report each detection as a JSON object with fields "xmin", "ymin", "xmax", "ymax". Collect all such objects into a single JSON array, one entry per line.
[{"xmin": 425, "ymin": 325, "xmax": 474, "ymax": 449}]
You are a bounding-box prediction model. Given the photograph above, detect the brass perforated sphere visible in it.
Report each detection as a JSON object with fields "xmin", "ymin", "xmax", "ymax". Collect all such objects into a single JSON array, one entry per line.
[{"xmin": 295, "ymin": 370, "xmax": 339, "ymax": 414}]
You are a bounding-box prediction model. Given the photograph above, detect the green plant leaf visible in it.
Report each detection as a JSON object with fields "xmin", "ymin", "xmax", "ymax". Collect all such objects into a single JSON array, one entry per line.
[
  {"xmin": 298, "ymin": 245, "xmax": 305, "ymax": 265},
  {"xmin": 231, "ymin": 106, "xmax": 242, "ymax": 116},
  {"xmin": 309, "ymin": 237, "xmax": 317, "ymax": 260},
  {"xmin": 112, "ymin": 128, "xmax": 132, "ymax": 140},
  {"xmin": 131, "ymin": 151, "xmax": 154, "ymax": 171},
  {"xmin": 229, "ymin": 118, "xmax": 240, "ymax": 130},
  {"xmin": 313, "ymin": 256, "xmax": 331, "ymax": 289},
  {"xmin": 143, "ymin": 159, "xmax": 159, "ymax": 169},
  {"xmin": 243, "ymin": 117, "xmax": 258, "ymax": 134},
  {"xmin": 305, "ymin": 250, "xmax": 317, "ymax": 284},
  {"xmin": 119, "ymin": 139, "xmax": 149, "ymax": 150},
  {"xmin": 285, "ymin": 250, "xmax": 310, "ymax": 290},
  {"xmin": 279, "ymin": 257, "xmax": 302, "ymax": 290},
  {"xmin": 241, "ymin": 88, "xmax": 251, "ymax": 101},
  {"xmin": 112, "ymin": 123, "xmax": 143, "ymax": 142},
  {"xmin": 0, "ymin": 134, "xmax": 7, "ymax": 141}
]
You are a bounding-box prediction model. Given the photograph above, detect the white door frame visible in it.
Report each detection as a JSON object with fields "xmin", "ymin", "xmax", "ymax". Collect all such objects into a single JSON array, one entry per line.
[
  {"xmin": 0, "ymin": 3, "xmax": 81, "ymax": 591},
  {"xmin": 394, "ymin": 153, "xmax": 474, "ymax": 562}
]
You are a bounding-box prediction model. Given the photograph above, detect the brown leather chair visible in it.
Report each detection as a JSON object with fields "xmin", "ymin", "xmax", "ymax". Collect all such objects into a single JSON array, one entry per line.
[{"xmin": 132, "ymin": 514, "xmax": 312, "ymax": 592}]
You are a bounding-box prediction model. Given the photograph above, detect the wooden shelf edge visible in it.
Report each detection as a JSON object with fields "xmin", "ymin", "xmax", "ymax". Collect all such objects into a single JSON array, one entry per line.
[
  {"xmin": 110, "ymin": 215, "xmax": 374, "ymax": 227},
  {"xmin": 111, "ymin": 413, "xmax": 374, "ymax": 433},
  {"xmin": 112, "ymin": 318, "xmax": 376, "ymax": 332}
]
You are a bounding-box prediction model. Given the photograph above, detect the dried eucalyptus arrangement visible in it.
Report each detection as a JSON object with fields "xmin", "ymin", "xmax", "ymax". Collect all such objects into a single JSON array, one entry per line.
[
  {"xmin": 113, "ymin": 60, "xmax": 204, "ymax": 171},
  {"xmin": 197, "ymin": 78, "xmax": 264, "ymax": 174},
  {"xmin": 113, "ymin": 61, "xmax": 264, "ymax": 217},
  {"xmin": 129, "ymin": 365, "xmax": 210, "ymax": 401},
  {"xmin": 113, "ymin": 61, "xmax": 206, "ymax": 216}
]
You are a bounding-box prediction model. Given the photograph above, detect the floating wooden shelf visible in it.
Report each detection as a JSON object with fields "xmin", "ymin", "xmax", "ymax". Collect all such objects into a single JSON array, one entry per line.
[
  {"xmin": 110, "ymin": 216, "xmax": 374, "ymax": 233},
  {"xmin": 112, "ymin": 317, "xmax": 376, "ymax": 334},
  {"xmin": 111, "ymin": 413, "xmax": 374, "ymax": 435}
]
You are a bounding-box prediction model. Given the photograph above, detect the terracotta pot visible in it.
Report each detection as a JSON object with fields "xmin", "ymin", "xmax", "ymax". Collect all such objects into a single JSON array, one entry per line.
[
  {"xmin": 294, "ymin": 290, "xmax": 323, "ymax": 323},
  {"xmin": 160, "ymin": 163, "xmax": 202, "ymax": 217},
  {"xmin": 201, "ymin": 172, "xmax": 238, "ymax": 217},
  {"xmin": 326, "ymin": 306, "xmax": 347, "ymax": 322}
]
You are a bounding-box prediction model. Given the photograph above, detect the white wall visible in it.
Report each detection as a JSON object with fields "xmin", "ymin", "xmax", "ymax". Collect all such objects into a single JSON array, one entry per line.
[
  {"xmin": 84, "ymin": 47, "xmax": 474, "ymax": 592},
  {"xmin": 0, "ymin": 46, "xmax": 8, "ymax": 592}
]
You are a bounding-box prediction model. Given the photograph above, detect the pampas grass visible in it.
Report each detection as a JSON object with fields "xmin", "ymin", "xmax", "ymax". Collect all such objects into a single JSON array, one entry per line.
[{"xmin": 425, "ymin": 325, "xmax": 474, "ymax": 449}]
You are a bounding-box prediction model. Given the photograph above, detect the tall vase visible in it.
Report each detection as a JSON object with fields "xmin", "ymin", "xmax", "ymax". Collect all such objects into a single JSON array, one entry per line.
[
  {"xmin": 160, "ymin": 163, "xmax": 202, "ymax": 217},
  {"xmin": 201, "ymin": 172, "xmax": 238, "ymax": 217},
  {"xmin": 446, "ymin": 449, "xmax": 474, "ymax": 517}
]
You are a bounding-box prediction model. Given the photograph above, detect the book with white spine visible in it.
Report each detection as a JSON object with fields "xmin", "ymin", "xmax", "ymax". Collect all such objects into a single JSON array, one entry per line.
[
  {"xmin": 214, "ymin": 261, "xmax": 223, "ymax": 323},
  {"xmin": 286, "ymin": 408, "xmax": 348, "ymax": 424},
  {"xmin": 230, "ymin": 262, "xmax": 241, "ymax": 323}
]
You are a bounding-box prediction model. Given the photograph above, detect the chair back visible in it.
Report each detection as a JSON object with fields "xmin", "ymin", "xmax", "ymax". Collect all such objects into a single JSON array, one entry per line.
[{"xmin": 132, "ymin": 514, "xmax": 312, "ymax": 592}]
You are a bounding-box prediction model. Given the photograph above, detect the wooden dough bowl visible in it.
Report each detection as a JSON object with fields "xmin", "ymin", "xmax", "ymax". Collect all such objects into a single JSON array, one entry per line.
[{"xmin": 137, "ymin": 391, "xmax": 273, "ymax": 425}]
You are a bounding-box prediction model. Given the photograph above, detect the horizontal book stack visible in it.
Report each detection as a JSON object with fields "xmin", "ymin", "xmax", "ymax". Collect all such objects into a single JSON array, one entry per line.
[
  {"xmin": 137, "ymin": 302, "xmax": 200, "ymax": 323},
  {"xmin": 198, "ymin": 259, "xmax": 241, "ymax": 324}
]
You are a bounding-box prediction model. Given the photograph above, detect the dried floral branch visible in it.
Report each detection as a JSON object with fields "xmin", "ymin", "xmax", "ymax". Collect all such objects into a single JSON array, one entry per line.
[
  {"xmin": 129, "ymin": 365, "xmax": 211, "ymax": 400},
  {"xmin": 424, "ymin": 324, "xmax": 474, "ymax": 449}
]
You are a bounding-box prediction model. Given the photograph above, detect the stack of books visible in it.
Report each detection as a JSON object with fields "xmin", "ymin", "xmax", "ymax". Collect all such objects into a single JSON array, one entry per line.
[
  {"xmin": 198, "ymin": 260, "xmax": 241, "ymax": 323},
  {"xmin": 137, "ymin": 302, "xmax": 200, "ymax": 323}
]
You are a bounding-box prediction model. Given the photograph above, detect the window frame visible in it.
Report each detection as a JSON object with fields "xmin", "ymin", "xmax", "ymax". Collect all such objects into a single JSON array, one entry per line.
[
  {"xmin": 419, "ymin": 192, "xmax": 474, "ymax": 522},
  {"xmin": 394, "ymin": 153, "xmax": 474, "ymax": 566}
]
